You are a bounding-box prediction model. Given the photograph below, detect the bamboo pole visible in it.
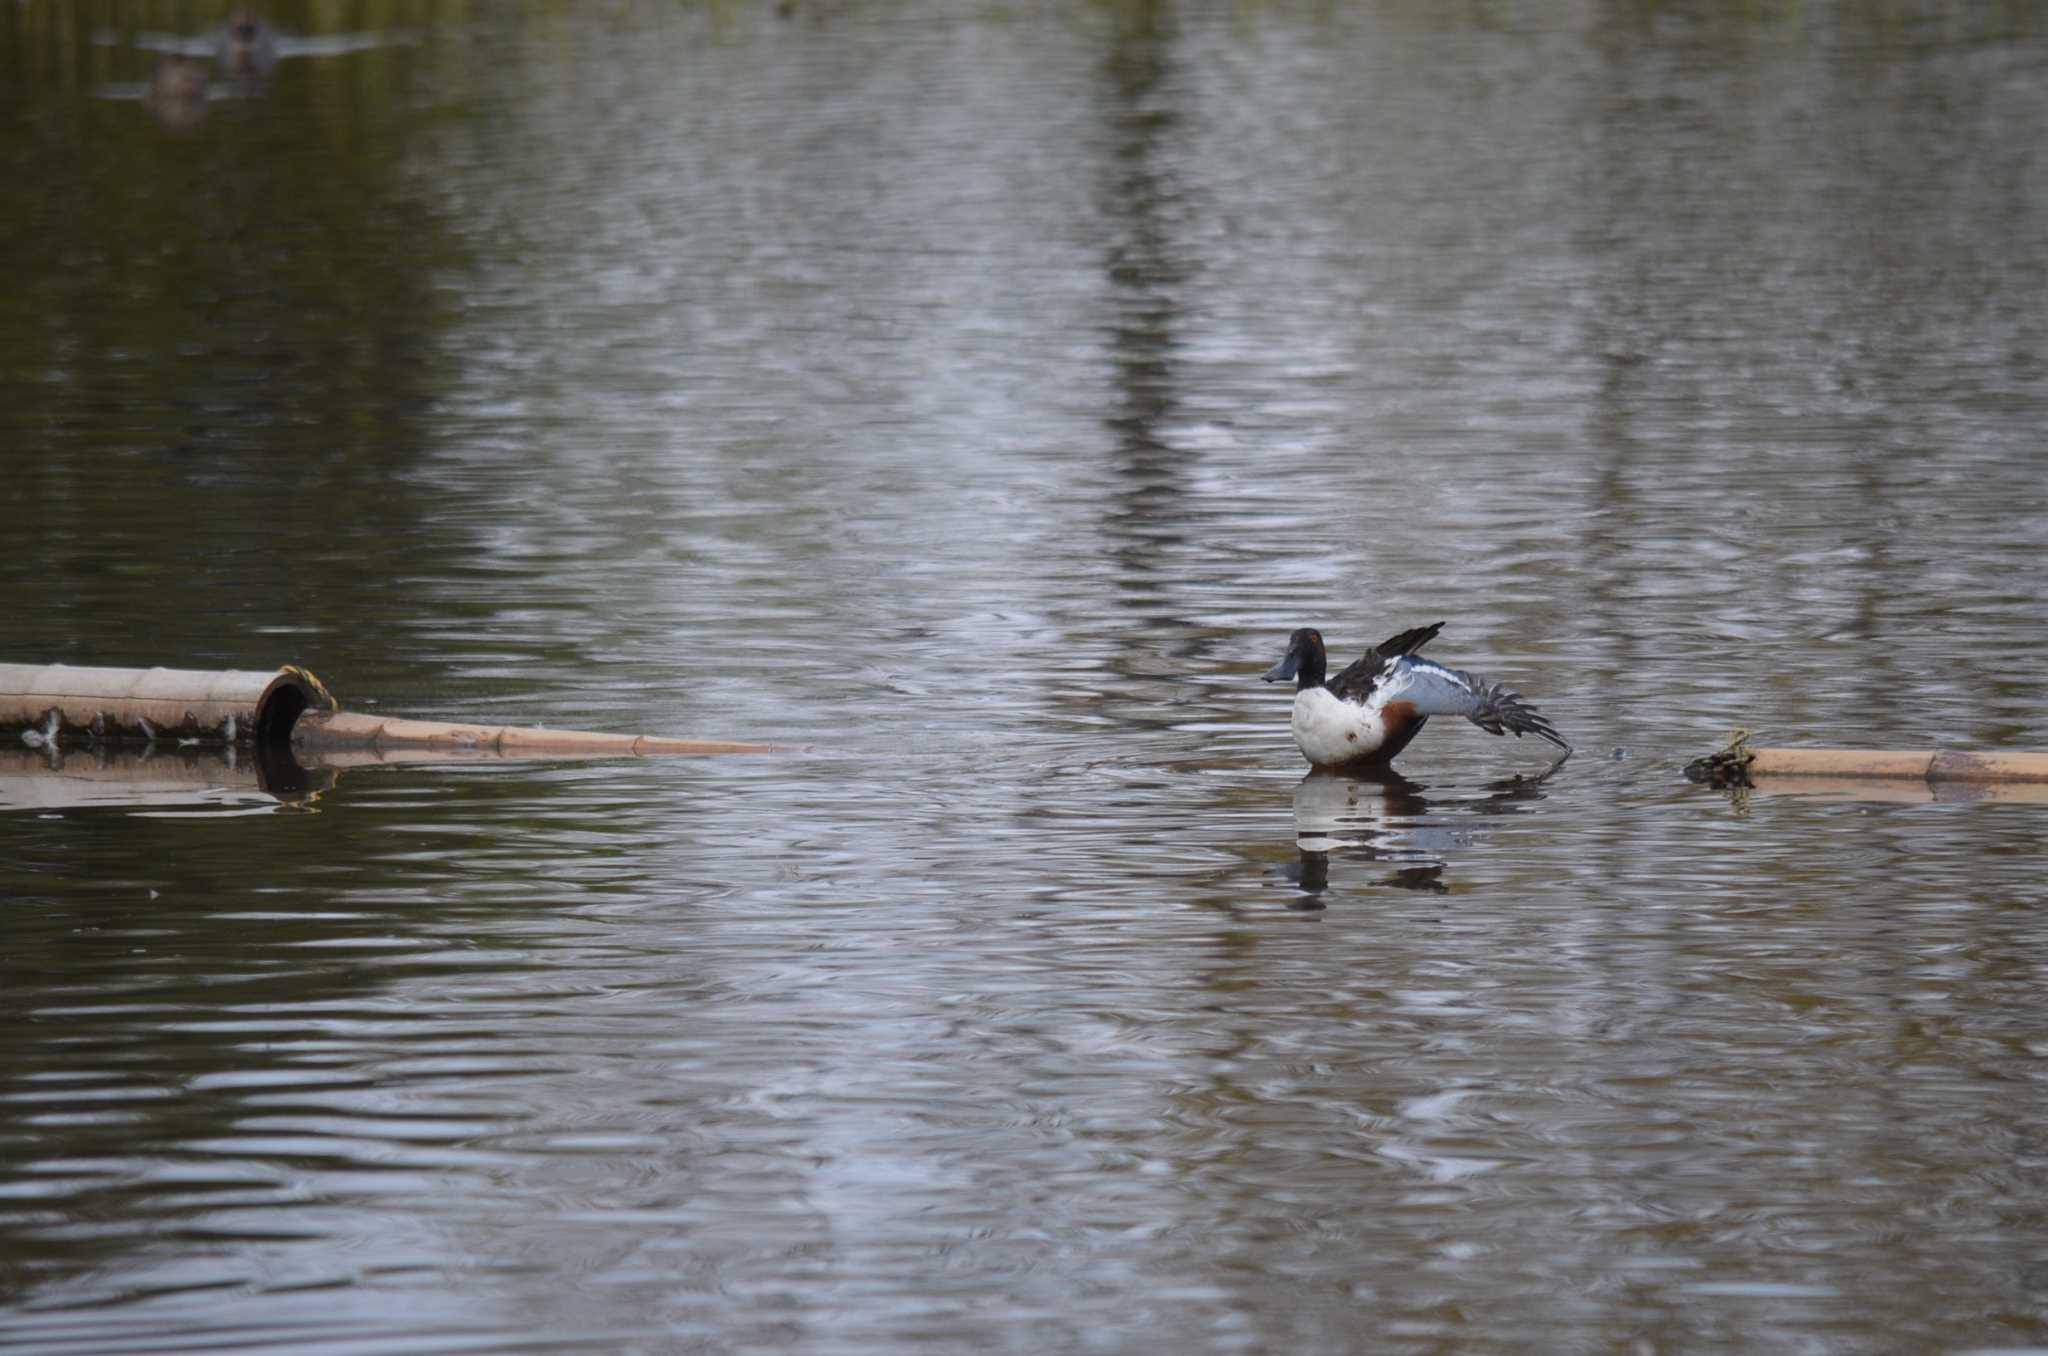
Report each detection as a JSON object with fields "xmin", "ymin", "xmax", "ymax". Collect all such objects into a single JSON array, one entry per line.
[
  {"xmin": 1745, "ymin": 748, "xmax": 2048, "ymax": 782},
  {"xmin": 293, "ymin": 710, "xmax": 795, "ymax": 758},
  {"xmin": 5, "ymin": 662, "xmax": 797, "ymax": 760},
  {"xmin": 1688, "ymin": 729, "xmax": 2048, "ymax": 790},
  {"xmin": 0, "ymin": 662, "xmax": 331, "ymax": 745}
]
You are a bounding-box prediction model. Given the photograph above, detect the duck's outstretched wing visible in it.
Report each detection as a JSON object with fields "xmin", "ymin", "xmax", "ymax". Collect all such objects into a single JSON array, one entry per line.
[
  {"xmin": 1376, "ymin": 657, "xmax": 1570, "ymax": 752},
  {"xmin": 1374, "ymin": 622, "xmax": 1444, "ymax": 658},
  {"xmin": 1326, "ymin": 621, "xmax": 1446, "ymax": 701}
]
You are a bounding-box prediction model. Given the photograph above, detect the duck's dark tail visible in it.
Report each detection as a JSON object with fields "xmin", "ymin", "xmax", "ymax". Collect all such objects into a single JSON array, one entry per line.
[{"xmin": 1462, "ymin": 674, "xmax": 1570, "ymax": 752}]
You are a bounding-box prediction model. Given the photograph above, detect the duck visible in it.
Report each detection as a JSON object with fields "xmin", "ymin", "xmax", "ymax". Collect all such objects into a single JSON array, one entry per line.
[{"xmin": 1263, "ymin": 622, "xmax": 1569, "ymax": 772}]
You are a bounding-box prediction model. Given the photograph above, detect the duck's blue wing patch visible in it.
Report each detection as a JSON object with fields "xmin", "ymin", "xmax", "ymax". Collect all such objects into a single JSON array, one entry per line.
[
  {"xmin": 1372, "ymin": 658, "xmax": 1479, "ymax": 714},
  {"xmin": 1377, "ymin": 658, "xmax": 1569, "ymax": 750}
]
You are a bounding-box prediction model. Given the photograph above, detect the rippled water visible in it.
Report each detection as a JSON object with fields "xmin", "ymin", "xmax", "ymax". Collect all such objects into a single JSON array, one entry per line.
[{"xmin": 4, "ymin": 2, "xmax": 2048, "ymax": 1353}]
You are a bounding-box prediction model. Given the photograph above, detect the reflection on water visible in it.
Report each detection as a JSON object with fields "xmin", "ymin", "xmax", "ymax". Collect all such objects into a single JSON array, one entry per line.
[
  {"xmin": 89, "ymin": 12, "xmax": 417, "ymax": 131},
  {"xmin": 4, "ymin": 2, "xmax": 2048, "ymax": 1354},
  {"xmin": 0, "ymin": 745, "xmax": 314, "ymax": 815},
  {"xmin": 1284, "ymin": 761, "xmax": 1573, "ymax": 906}
]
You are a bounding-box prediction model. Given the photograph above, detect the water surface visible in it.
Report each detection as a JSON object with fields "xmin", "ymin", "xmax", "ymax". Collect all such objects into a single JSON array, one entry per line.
[{"xmin": 4, "ymin": 2, "xmax": 2047, "ymax": 1353}]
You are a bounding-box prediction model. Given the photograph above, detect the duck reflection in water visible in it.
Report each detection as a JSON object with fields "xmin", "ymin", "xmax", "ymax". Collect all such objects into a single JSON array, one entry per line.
[
  {"xmin": 1280, "ymin": 762, "xmax": 1563, "ymax": 909},
  {"xmin": 118, "ymin": 9, "xmax": 403, "ymax": 105},
  {"xmin": 141, "ymin": 55, "xmax": 212, "ymax": 131},
  {"xmin": 218, "ymin": 10, "xmax": 281, "ymax": 82}
]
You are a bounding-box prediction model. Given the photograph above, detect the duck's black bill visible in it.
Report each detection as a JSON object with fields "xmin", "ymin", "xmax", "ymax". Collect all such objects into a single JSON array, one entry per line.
[{"xmin": 1262, "ymin": 654, "xmax": 1298, "ymax": 683}]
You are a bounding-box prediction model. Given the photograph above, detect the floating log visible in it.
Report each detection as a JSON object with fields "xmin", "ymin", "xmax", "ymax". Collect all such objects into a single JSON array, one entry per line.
[{"xmin": 1687, "ymin": 729, "xmax": 2048, "ymax": 791}]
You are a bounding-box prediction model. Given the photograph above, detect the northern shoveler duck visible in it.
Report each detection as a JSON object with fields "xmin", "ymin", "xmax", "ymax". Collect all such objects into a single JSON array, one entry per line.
[{"xmin": 1263, "ymin": 622, "xmax": 1569, "ymax": 772}]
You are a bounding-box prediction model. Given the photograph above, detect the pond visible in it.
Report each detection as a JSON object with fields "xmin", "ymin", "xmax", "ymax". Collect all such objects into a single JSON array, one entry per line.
[{"xmin": 3, "ymin": 2, "xmax": 2046, "ymax": 1353}]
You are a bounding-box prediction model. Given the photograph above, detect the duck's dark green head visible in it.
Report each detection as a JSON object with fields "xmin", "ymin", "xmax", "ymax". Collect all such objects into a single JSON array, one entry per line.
[{"xmin": 1263, "ymin": 628, "xmax": 1327, "ymax": 690}]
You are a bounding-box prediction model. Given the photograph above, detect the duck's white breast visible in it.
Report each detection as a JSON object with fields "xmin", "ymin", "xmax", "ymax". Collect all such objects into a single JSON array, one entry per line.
[{"xmin": 1291, "ymin": 688, "xmax": 1386, "ymax": 766}]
